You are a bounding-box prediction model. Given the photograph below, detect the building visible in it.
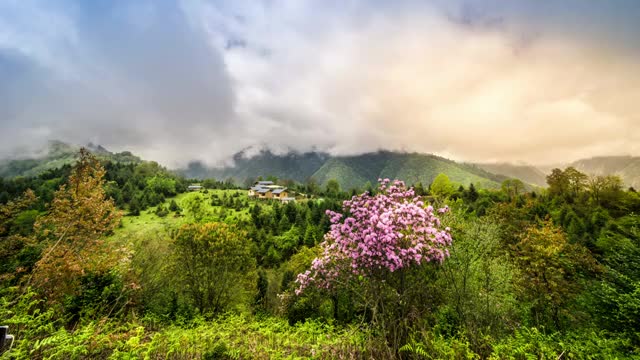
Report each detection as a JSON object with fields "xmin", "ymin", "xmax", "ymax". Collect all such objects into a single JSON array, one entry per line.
[
  {"xmin": 248, "ymin": 180, "xmax": 294, "ymax": 202},
  {"xmin": 187, "ymin": 184, "xmax": 203, "ymax": 191},
  {"xmin": 257, "ymin": 187, "xmax": 273, "ymax": 199},
  {"xmin": 272, "ymin": 188, "xmax": 289, "ymax": 199}
]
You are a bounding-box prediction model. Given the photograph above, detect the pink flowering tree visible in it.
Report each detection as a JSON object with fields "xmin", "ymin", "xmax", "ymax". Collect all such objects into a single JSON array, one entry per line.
[{"xmin": 294, "ymin": 179, "xmax": 452, "ymax": 350}]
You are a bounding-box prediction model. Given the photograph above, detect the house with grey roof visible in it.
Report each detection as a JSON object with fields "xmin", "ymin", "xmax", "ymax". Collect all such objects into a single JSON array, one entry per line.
[{"xmin": 248, "ymin": 180, "xmax": 294, "ymax": 201}]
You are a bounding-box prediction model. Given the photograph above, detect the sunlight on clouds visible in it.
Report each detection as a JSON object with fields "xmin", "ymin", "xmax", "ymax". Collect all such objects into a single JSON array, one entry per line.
[
  {"xmin": 193, "ymin": 1, "xmax": 640, "ymax": 165},
  {"xmin": 0, "ymin": 0, "xmax": 639, "ymax": 166}
]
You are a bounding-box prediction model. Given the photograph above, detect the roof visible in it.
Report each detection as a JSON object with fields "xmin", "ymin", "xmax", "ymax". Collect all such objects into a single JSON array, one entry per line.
[
  {"xmin": 272, "ymin": 188, "xmax": 288, "ymax": 194},
  {"xmin": 250, "ymin": 186, "xmax": 261, "ymax": 191},
  {"xmin": 257, "ymin": 188, "xmax": 271, "ymax": 193},
  {"xmin": 256, "ymin": 181, "xmax": 274, "ymax": 185}
]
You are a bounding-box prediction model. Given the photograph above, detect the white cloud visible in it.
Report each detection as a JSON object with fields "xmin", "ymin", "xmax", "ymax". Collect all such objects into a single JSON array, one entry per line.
[{"xmin": 1, "ymin": 0, "xmax": 639, "ymax": 167}]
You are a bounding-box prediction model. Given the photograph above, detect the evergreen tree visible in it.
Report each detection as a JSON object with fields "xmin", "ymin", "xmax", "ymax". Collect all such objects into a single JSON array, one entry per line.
[
  {"xmin": 304, "ymin": 224, "xmax": 318, "ymax": 247},
  {"xmin": 169, "ymin": 199, "xmax": 181, "ymax": 212},
  {"xmin": 278, "ymin": 213, "xmax": 292, "ymax": 233},
  {"xmin": 467, "ymin": 183, "xmax": 479, "ymax": 202},
  {"xmin": 129, "ymin": 197, "xmax": 141, "ymax": 216}
]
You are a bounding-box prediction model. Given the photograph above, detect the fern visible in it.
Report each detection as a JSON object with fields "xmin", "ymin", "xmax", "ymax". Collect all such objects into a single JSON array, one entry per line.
[{"xmin": 399, "ymin": 341, "xmax": 429, "ymax": 358}]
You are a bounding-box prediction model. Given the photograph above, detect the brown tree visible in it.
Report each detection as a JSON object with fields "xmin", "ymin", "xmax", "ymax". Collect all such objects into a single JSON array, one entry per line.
[{"xmin": 31, "ymin": 149, "xmax": 122, "ymax": 303}]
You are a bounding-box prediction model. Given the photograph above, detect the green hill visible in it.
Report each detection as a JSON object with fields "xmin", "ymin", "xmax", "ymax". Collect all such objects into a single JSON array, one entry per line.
[
  {"xmin": 311, "ymin": 158, "xmax": 374, "ymax": 191},
  {"xmin": 182, "ymin": 150, "xmax": 509, "ymax": 190},
  {"xmin": 474, "ymin": 163, "xmax": 548, "ymax": 187},
  {"xmin": 0, "ymin": 141, "xmax": 141, "ymax": 178}
]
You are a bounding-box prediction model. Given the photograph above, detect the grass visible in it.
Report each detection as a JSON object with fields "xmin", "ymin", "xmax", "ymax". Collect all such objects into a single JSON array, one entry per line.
[{"xmin": 111, "ymin": 189, "xmax": 268, "ymax": 244}]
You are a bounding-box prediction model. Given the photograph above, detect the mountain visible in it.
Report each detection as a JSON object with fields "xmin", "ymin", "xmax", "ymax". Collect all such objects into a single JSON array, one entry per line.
[
  {"xmin": 182, "ymin": 150, "xmax": 511, "ymax": 190},
  {"xmin": 184, "ymin": 150, "xmax": 329, "ymax": 185},
  {"xmin": 474, "ymin": 163, "xmax": 548, "ymax": 187},
  {"xmin": 568, "ymin": 156, "xmax": 640, "ymax": 189},
  {"xmin": 0, "ymin": 141, "xmax": 141, "ymax": 178}
]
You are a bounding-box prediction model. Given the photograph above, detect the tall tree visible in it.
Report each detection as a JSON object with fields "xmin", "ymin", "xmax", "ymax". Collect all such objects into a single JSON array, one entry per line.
[
  {"xmin": 547, "ymin": 168, "xmax": 570, "ymax": 197},
  {"xmin": 501, "ymin": 179, "xmax": 524, "ymax": 202},
  {"xmin": 31, "ymin": 149, "xmax": 122, "ymax": 303}
]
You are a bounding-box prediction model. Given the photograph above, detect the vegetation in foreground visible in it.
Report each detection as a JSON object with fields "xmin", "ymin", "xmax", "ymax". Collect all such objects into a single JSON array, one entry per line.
[{"xmin": 1, "ymin": 149, "xmax": 640, "ymax": 359}]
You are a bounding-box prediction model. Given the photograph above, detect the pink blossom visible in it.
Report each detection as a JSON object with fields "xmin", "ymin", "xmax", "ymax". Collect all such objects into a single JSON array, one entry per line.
[{"xmin": 296, "ymin": 179, "xmax": 452, "ymax": 294}]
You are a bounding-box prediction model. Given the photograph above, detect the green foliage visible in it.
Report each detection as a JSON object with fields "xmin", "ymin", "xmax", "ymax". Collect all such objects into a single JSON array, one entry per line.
[
  {"xmin": 168, "ymin": 199, "xmax": 180, "ymax": 212},
  {"xmin": 399, "ymin": 334, "xmax": 477, "ymax": 359},
  {"xmin": 489, "ymin": 328, "xmax": 638, "ymax": 359},
  {"xmin": 513, "ymin": 221, "xmax": 597, "ymax": 329},
  {"xmin": 431, "ymin": 173, "xmax": 456, "ymax": 197},
  {"xmin": 438, "ymin": 215, "xmax": 519, "ymax": 350},
  {"xmin": 5, "ymin": 146, "xmax": 640, "ymax": 359},
  {"xmin": 172, "ymin": 223, "xmax": 257, "ymax": 315}
]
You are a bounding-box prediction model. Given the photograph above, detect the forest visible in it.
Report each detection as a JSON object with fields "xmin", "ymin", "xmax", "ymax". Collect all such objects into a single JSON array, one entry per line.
[{"xmin": 1, "ymin": 149, "xmax": 640, "ymax": 359}]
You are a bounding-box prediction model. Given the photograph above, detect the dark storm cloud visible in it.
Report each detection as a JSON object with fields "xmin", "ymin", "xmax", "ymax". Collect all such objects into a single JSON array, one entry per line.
[{"xmin": 0, "ymin": 0, "xmax": 236, "ymax": 166}]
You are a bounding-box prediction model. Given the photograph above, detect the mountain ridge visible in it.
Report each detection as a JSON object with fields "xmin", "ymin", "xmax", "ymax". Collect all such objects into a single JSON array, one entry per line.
[
  {"xmin": 0, "ymin": 141, "xmax": 142, "ymax": 178},
  {"xmin": 4, "ymin": 141, "xmax": 640, "ymax": 191},
  {"xmin": 182, "ymin": 150, "xmax": 513, "ymax": 190}
]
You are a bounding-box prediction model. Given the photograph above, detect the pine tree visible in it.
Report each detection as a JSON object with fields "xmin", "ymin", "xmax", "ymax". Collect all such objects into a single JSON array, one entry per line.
[
  {"xmin": 278, "ymin": 213, "xmax": 291, "ymax": 233},
  {"xmin": 169, "ymin": 199, "xmax": 181, "ymax": 212}
]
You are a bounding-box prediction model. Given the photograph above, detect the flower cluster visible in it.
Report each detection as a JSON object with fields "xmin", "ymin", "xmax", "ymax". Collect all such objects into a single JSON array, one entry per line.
[{"xmin": 295, "ymin": 179, "xmax": 452, "ymax": 295}]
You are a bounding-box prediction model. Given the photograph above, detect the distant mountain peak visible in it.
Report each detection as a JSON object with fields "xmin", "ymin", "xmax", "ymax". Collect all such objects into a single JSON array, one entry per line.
[{"xmin": 86, "ymin": 142, "xmax": 110, "ymax": 154}]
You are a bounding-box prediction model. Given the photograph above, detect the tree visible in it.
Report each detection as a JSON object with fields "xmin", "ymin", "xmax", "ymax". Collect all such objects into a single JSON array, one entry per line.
[
  {"xmin": 466, "ymin": 183, "xmax": 479, "ymax": 202},
  {"xmin": 185, "ymin": 194, "xmax": 206, "ymax": 221},
  {"xmin": 430, "ymin": 173, "xmax": 455, "ymax": 197},
  {"xmin": 303, "ymin": 224, "xmax": 318, "ymax": 247},
  {"xmin": 501, "ymin": 179, "xmax": 524, "ymax": 201},
  {"xmin": 146, "ymin": 176, "xmax": 177, "ymax": 197},
  {"xmin": 121, "ymin": 180, "xmax": 136, "ymax": 203},
  {"xmin": 588, "ymin": 175, "xmax": 623, "ymax": 206},
  {"xmin": 31, "ymin": 148, "xmax": 122, "ymax": 304},
  {"xmin": 305, "ymin": 177, "xmax": 320, "ymax": 195},
  {"xmin": 296, "ymin": 179, "xmax": 452, "ymax": 352},
  {"xmin": 547, "ymin": 168, "xmax": 569, "ymax": 197},
  {"xmin": 564, "ymin": 167, "xmax": 588, "ymax": 197},
  {"xmin": 278, "ymin": 213, "xmax": 292, "ymax": 233},
  {"xmin": 168, "ymin": 199, "xmax": 181, "ymax": 212},
  {"xmin": 172, "ymin": 222, "xmax": 257, "ymax": 315},
  {"xmin": 514, "ymin": 220, "xmax": 597, "ymax": 329},
  {"xmin": 129, "ymin": 197, "xmax": 142, "ymax": 216},
  {"xmin": 325, "ymin": 179, "xmax": 341, "ymax": 198}
]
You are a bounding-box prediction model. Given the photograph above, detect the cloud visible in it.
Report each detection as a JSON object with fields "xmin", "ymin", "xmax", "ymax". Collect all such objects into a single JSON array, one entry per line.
[
  {"xmin": 1, "ymin": 0, "xmax": 639, "ymax": 167},
  {"xmin": 0, "ymin": 0, "xmax": 236, "ymax": 166}
]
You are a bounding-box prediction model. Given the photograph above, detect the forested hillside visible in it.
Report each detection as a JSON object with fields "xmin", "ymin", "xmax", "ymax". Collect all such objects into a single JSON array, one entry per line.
[
  {"xmin": 1, "ymin": 150, "xmax": 640, "ymax": 358},
  {"xmin": 570, "ymin": 156, "xmax": 640, "ymax": 189},
  {"xmin": 474, "ymin": 162, "xmax": 548, "ymax": 187},
  {"xmin": 0, "ymin": 141, "xmax": 141, "ymax": 178},
  {"xmin": 183, "ymin": 150, "xmax": 510, "ymax": 191}
]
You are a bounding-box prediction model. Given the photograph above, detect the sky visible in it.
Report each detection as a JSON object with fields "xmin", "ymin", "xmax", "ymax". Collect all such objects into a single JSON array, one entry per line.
[{"xmin": 1, "ymin": 0, "xmax": 639, "ymax": 168}]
